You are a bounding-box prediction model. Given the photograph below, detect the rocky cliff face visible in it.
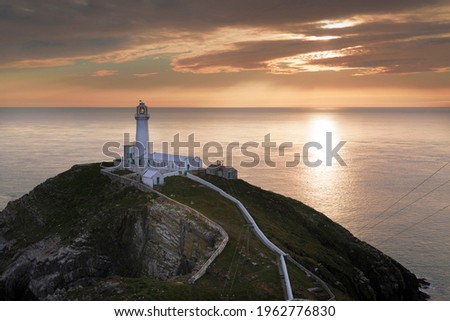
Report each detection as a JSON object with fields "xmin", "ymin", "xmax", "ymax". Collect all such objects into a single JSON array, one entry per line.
[{"xmin": 0, "ymin": 164, "xmax": 223, "ymax": 300}]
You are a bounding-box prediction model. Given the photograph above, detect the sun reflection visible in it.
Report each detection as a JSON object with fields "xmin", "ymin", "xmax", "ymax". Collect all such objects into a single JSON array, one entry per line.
[
  {"xmin": 303, "ymin": 116, "xmax": 343, "ymax": 206},
  {"xmin": 308, "ymin": 117, "xmax": 337, "ymax": 157}
]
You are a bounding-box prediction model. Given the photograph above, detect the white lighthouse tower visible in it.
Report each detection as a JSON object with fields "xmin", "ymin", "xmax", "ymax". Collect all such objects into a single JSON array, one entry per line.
[{"xmin": 135, "ymin": 100, "xmax": 150, "ymax": 166}]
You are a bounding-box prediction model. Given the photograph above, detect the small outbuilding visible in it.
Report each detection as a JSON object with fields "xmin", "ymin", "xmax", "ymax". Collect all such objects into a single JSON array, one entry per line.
[
  {"xmin": 142, "ymin": 168, "xmax": 164, "ymax": 187},
  {"xmin": 206, "ymin": 161, "xmax": 238, "ymax": 179}
]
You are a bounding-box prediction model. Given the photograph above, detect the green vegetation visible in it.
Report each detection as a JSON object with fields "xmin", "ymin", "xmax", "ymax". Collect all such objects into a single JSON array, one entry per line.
[
  {"xmin": 158, "ymin": 176, "xmax": 285, "ymax": 300},
  {"xmin": 179, "ymin": 172, "xmax": 423, "ymax": 300},
  {"xmin": 1, "ymin": 164, "xmax": 425, "ymax": 300},
  {"xmin": 112, "ymin": 169, "xmax": 134, "ymax": 176},
  {"xmin": 159, "ymin": 175, "xmax": 344, "ymax": 300},
  {"xmin": 62, "ymin": 276, "xmax": 196, "ymax": 301},
  {"xmin": 100, "ymin": 161, "xmax": 115, "ymax": 167},
  {"xmin": 2, "ymin": 164, "xmax": 153, "ymax": 251},
  {"xmin": 1, "ymin": 164, "xmax": 284, "ymax": 300}
]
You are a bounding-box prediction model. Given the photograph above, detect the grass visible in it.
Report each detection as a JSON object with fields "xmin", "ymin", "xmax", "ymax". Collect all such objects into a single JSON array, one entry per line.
[
  {"xmin": 1, "ymin": 164, "xmax": 284, "ymax": 300},
  {"xmin": 1, "ymin": 163, "xmax": 155, "ymax": 266},
  {"xmin": 157, "ymin": 174, "xmax": 355, "ymax": 300},
  {"xmin": 193, "ymin": 173, "xmax": 357, "ymax": 299},
  {"xmin": 189, "ymin": 172, "xmax": 425, "ymax": 300},
  {"xmin": 1, "ymin": 164, "xmax": 422, "ymax": 300},
  {"xmin": 112, "ymin": 169, "xmax": 134, "ymax": 176},
  {"xmin": 158, "ymin": 176, "xmax": 285, "ymax": 300}
]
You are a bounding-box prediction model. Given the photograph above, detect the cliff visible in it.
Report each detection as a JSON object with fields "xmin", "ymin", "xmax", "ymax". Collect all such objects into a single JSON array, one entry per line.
[
  {"xmin": 0, "ymin": 164, "xmax": 427, "ymax": 300},
  {"xmin": 0, "ymin": 164, "xmax": 225, "ymax": 300}
]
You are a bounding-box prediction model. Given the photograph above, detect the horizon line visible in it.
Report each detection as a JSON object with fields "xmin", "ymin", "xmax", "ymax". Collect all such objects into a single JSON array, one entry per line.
[{"xmin": 1, "ymin": 106, "xmax": 449, "ymax": 109}]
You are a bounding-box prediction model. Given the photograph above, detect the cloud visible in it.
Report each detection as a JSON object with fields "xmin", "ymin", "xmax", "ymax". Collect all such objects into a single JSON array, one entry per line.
[
  {"xmin": 314, "ymin": 36, "xmax": 450, "ymax": 74},
  {"xmin": 2, "ymin": 57, "xmax": 77, "ymax": 69},
  {"xmin": 0, "ymin": 0, "xmax": 449, "ymax": 77},
  {"xmin": 91, "ymin": 69, "xmax": 118, "ymax": 77},
  {"xmin": 171, "ymin": 17, "xmax": 450, "ymax": 75},
  {"xmin": 133, "ymin": 72, "xmax": 158, "ymax": 77}
]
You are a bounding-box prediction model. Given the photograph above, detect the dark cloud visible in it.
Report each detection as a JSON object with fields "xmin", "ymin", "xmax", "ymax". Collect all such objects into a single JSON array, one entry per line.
[
  {"xmin": 312, "ymin": 37, "xmax": 450, "ymax": 74},
  {"xmin": 172, "ymin": 20, "xmax": 450, "ymax": 74},
  {"xmin": 173, "ymin": 38, "xmax": 349, "ymax": 71},
  {"xmin": 0, "ymin": 0, "xmax": 449, "ymax": 75}
]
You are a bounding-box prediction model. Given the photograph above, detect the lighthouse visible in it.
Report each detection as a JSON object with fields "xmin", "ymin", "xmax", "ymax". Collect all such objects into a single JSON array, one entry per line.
[
  {"xmin": 135, "ymin": 100, "xmax": 149, "ymax": 166},
  {"xmin": 122, "ymin": 99, "xmax": 202, "ymax": 177}
]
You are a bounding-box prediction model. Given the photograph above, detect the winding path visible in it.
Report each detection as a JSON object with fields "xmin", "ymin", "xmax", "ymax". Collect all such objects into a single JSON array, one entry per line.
[
  {"xmin": 102, "ymin": 166, "xmax": 334, "ymax": 300},
  {"xmin": 187, "ymin": 173, "xmax": 335, "ymax": 301}
]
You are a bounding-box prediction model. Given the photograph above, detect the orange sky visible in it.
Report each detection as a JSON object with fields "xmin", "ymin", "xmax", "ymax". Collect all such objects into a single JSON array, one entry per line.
[{"xmin": 1, "ymin": 1, "xmax": 449, "ymax": 107}]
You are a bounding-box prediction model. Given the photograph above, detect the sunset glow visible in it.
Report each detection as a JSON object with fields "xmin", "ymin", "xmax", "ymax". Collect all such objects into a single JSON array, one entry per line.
[
  {"xmin": 321, "ymin": 19, "xmax": 364, "ymax": 29},
  {"xmin": 0, "ymin": 1, "xmax": 449, "ymax": 107}
]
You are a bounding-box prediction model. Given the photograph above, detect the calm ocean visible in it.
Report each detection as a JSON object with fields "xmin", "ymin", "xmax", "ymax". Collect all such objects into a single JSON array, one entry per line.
[{"xmin": 0, "ymin": 107, "xmax": 449, "ymax": 299}]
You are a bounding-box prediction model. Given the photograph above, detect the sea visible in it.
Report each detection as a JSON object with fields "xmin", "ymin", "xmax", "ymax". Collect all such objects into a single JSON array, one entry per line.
[{"xmin": 0, "ymin": 107, "xmax": 449, "ymax": 300}]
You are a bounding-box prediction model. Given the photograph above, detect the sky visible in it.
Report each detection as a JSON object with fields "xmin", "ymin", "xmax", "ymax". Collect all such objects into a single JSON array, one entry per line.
[{"xmin": 0, "ymin": 0, "xmax": 449, "ymax": 107}]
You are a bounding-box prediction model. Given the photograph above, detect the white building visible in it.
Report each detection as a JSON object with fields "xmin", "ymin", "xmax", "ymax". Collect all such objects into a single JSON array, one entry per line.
[
  {"xmin": 149, "ymin": 152, "xmax": 202, "ymax": 173},
  {"xmin": 206, "ymin": 160, "xmax": 238, "ymax": 179},
  {"xmin": 123, "ymin": 100, "xmax": 202, "ymax": 187},
  {"xmin": 142, "ymin": 169, "xmax": 164, "ymax": 187}
]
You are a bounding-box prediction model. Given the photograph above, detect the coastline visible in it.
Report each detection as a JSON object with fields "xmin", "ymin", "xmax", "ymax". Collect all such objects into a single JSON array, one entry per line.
[{"xmin": 0, "ymin": 163, "xmax": 428, "ymax": 300}]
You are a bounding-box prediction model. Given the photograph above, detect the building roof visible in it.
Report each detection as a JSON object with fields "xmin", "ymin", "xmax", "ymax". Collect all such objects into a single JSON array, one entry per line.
[
  {"xmin": 207, "ymin": 164, "xmax": 221, "ymax": 168},
  {"xmin": 149, "ymin": 152, "xmax": 201, "ymax": 163},
  {"xmin": 143, "ymin": 169, "xmax": 161, "ymax": 178}
]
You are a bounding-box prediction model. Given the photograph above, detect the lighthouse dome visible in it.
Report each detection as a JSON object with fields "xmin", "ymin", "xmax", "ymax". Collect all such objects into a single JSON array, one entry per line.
[{"xmin": 136, "ymin": 100, "xmax": 148, "ymax": 116}]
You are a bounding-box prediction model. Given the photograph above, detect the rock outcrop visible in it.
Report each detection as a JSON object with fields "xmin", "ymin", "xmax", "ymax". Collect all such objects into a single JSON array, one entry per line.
[{"xmin": 0, "ymin": 164, "xmax": 224, "ymax": 300}]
